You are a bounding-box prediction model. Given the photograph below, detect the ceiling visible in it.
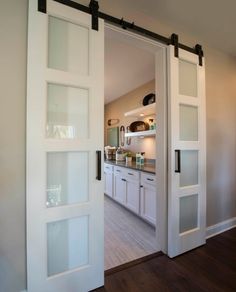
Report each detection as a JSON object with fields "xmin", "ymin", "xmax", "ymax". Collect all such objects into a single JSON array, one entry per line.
[
  {"xmin": 78, "ymin": 0, "xmax": 236, "ymax": 57},
  {"xmin": 119, "ymin": 0, "xmax": 236, "ymax": 57},
  {"xmin": 105, "ymin": 29, "xmax": 155, "ymax": 104}
]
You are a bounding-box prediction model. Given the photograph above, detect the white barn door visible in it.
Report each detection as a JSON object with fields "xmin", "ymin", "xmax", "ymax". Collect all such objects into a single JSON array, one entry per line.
[
  {"xmin": 168, "ymin": 46, "xmax": 206, "ymax": 257},
  {"xmin": 27, "ymin": 0, "xmax": 104, "ymax": 291}
]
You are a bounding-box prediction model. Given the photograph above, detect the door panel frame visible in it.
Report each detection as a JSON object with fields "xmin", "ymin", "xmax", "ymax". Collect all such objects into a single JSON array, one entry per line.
[
  {"xmin": 167, "ymin": 46, "xmax": 206, "ymax": 257},
  {"xmin": 27, "ymin": 0, "xmax": 104, "ymax": 290}
]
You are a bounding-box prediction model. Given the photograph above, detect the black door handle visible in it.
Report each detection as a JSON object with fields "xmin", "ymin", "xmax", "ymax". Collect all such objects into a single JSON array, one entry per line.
[
  {"xmin": 96, "ymin": 150, "xmax": 101, "ymax": 180},
  {"xmin": 175, "ymin": 150, "xmax": 181, "ymax": 173}
]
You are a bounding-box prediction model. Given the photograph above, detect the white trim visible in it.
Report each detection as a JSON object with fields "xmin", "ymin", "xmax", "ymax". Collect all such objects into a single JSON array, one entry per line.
[{"xmin": 206, "ymin": 217, "xmax": 236, "ymax": 239}]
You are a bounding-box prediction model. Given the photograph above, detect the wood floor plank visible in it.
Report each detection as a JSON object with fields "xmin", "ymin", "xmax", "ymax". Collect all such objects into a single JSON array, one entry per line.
[
  {"xmin": 104, "ymin": 195, "xmax": 157, "ymax": 270},
  {"xmin": 96, "ymin": 228, "xmax": 236, "ymax": 292}
]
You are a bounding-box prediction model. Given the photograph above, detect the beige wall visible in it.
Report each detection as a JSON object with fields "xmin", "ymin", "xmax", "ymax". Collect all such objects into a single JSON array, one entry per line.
[
  {"xmin": 105, "ymin": 80, "xmax": 156, "ymax": 159},
  {"xmin": 0, "ymin": 0, "xmax": 27, "ymax": 291},
  {"xmin": 205, "ymin": 48, "xmax": 236, "ymax": 225},
  {"xmin": 0, "ymin": 0, "xmax": 236, "ymax": 291}
]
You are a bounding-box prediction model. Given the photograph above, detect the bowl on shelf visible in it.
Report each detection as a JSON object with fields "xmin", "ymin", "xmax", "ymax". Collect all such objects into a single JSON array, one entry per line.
[
  {"xmin": 142, "ymin": 93, "xmax": 155, "ymax": 106},
  {"xmin": 129, "ymin": 121, "xmax": 149, "ymax": 132}
]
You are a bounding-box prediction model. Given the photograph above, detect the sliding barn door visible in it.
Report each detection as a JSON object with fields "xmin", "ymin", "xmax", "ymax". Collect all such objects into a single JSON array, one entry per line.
[
  {"xmin": 27, "ymin": 0, "xmax": 104, "ymax": 291},
  {"xmin": 168, "ymin": 46, "xmax": 206, "ymax": 257}
]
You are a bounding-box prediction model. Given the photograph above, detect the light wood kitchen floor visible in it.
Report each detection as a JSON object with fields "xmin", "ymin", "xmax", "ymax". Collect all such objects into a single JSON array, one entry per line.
[{"xmin": 104, "ymin": 195, "xmax": 157, "ymax": 270}]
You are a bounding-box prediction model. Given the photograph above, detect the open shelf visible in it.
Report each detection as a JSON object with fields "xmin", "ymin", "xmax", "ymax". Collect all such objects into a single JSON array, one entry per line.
[
  {"xmin": 125, "ymin": 129, "xmax": 156, "ymax": 138},
  {"xmin": 124, "ymin": 103, "xmax": 156, "ymax": 118}
]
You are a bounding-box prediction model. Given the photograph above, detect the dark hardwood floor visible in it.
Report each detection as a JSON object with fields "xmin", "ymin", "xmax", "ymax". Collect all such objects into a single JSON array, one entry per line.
[{"xmin": 96, "ymin": 228, "xmax": 236, "ymax": 292}]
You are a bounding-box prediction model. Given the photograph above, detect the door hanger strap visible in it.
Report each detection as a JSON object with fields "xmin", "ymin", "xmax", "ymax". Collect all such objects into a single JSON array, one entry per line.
[{"xmin": 89, "ymin": 0, "xmax": 99, "ymax": 31}]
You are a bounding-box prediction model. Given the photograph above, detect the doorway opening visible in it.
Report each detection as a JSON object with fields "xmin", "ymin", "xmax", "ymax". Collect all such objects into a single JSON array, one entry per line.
[{"xmin": 104, "ymin": 24, "xmax": 167, "ymax": 271}]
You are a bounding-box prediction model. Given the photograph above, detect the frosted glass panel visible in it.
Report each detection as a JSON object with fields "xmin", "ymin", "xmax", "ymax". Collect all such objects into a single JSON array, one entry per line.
[
  {"xmin": 48, "ymin": 16, "xmax": 89, "ymax": 75},
  {"xmin": 180, "ymin": 151, "xmax": 198, "ymax": 187},
  {"xmin": 179, "ymin": 104, "xmax": 198, "ymax": 141},
  {"xmin": 47, "ymin": 152, "xmax": 88, "ymax": 207},
  {"xmin": 46, "ymin": 83, "xmax": 89, "ymax": 139},
  {"xmin": 179, "ymin": 60, "xmax": 197, "ymax": 97},
  {"xmin": 47, "ymin": 216, "xmax": 89, "ymax": 276},
  {"xmin": 179, "ymin": 194, "xmax": 198, "ymax": 233}
]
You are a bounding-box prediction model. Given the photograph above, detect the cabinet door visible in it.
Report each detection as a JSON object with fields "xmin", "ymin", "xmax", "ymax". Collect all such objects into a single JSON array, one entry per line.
[
  {"xmin": 104, "ymin": 171, "xmax": 113, "ymax": 198},
  {"xmin": 140, "ymin": 184, "xmax": 156, "ymax": 225},
  {"xmin": 114, "ymin": 175, "xmax": 126, "ymax": 204},
  {"xmin": 126, "ymin": 179, "xmax": 140, "ymax": 214}
]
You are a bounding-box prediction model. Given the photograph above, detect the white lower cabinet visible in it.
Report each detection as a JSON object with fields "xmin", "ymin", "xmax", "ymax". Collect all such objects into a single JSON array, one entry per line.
[
  {"xmin": 114, "ymin": 173, "xmax": 126, "ymax": 204},
  {"xmin": 140, "ymin": 173, "xmax": 156, "ymax": 225},
  {"xmin": 104, "ymin": 163, "xmax": 113, "ymax": 198},
  {"xmin": 125, "ymin": 172, "xmax": 140, "ymax": 214},
  {"xmin": 104, "ymin": 163, "xmax": 156, "ymax": 225}
]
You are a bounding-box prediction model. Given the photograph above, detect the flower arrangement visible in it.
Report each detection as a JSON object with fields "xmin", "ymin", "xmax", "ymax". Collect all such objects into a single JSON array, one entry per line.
[{"xmin": 125, "ymin": 152, "xmax": 132, "ymax": 163}]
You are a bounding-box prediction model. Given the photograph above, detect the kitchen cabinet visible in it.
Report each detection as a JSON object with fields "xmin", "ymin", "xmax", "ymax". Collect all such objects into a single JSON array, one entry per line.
[
  {"xmin": 104, "ymin": 163, "xmax": 113, "ymax": 198},
  {"xmin": 125, "ymin": 170, "xmax": 140, "ymax": 214},
  {"xmin": 113, "ymin": 167, "xmax": 140, "ymax": 214},
  {"xmin": 104, "ymin": 163, "xmax": 156, "ymax": 226},
  {"xmin": 140, "ymin": 173, "xmax": 156, "ymax": 225},
  {"xmin": 113, "ymin": 166, "xmax": 126, "ymax": 204}
]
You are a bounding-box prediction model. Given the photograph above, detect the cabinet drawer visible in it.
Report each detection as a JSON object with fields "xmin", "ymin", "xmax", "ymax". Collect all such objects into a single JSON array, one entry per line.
[
  {"xmin": 114, "ymin": 166, "xmax": 125, "ymax": 176},
  {"xmin": 104, "ymin": 163, "xmax": 113, "ymax": 173},
  {"xmin": 141, "ymin": 173, "xmax": 156, "ymax": 185},
  {"xmin": 125, "ymin": 169, "xmax": 140, "ymax": 181}
]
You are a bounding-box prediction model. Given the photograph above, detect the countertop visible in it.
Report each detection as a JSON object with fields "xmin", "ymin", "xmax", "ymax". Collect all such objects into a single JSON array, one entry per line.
[{"xmin": 104, "ymin": 160, "xmax": 156, "ymax": 174}]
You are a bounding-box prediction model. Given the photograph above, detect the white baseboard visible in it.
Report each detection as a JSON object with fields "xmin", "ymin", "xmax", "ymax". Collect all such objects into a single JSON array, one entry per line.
[{"xmin": 206, "ymin": 217, "xmax": 236, "ymax": 239}]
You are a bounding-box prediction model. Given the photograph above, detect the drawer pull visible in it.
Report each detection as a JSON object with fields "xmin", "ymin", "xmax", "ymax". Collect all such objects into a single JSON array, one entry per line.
[
  {"xmin": 116, "ymin": 170, "xmax": 121, "ymax": 172},
  {"xmin": 122, "ymin": 178, "xmax": 126, "ymax": 182},
  {"xmin": 140, "ymin": 185, "xmax": 143, "ymax": 188},
  {"xmin": 147, "ymin": 178, "xmax": 154, "ymax": 181},
  {"xmin": 128, "ymin": 173, "xmax": 133, "ymax": 175}
]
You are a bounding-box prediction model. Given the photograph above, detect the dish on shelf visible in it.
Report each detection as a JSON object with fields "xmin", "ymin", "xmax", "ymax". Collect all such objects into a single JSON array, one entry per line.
[
  {"xmin": 129, "ymin": 121, "xmax": 149, "ymax": 132},
  {"xmin": 142, "ymin": 93, "xmax": 155, "ymax": 106}
]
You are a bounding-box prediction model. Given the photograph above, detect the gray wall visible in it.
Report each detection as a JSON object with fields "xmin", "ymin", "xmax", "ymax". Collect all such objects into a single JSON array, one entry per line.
[{"xmin": 0, "ymin": 0, "xmax": 235, "ymax": 291}]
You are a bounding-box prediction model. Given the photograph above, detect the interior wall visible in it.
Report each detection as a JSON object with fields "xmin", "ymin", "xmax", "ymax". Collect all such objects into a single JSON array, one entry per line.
[
  {"xmin": 105, "ymin": 80, "xmax": 156, "ymax": 159},
  {"xmin": 0, "ymin": 0, "xmax": 27, "ymax": 291},
  {"xmin": 0, "ymin": 0, "xmax": 236, "ymax": 291},
  {"xmin": 205, "ymin": 48, "xmax": 236, "ymax": 226}
]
